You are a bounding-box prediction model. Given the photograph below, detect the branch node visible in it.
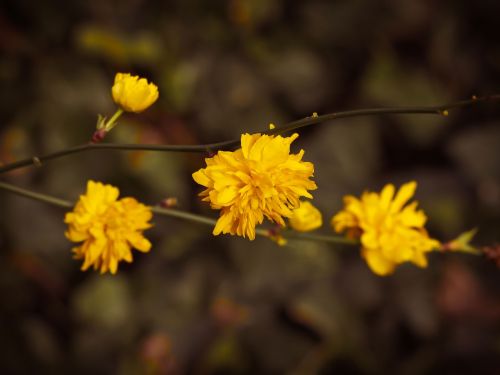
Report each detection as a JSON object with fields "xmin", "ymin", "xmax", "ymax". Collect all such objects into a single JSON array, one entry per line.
[{"xmin": 33, "ymin": 157, "xmax": 42, "ymax": 167}]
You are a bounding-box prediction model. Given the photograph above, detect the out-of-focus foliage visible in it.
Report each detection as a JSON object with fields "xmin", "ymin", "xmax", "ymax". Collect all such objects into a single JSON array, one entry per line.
[{"xmin": 1, "ymin": 0, "xmax": 500, "ymax": 373}]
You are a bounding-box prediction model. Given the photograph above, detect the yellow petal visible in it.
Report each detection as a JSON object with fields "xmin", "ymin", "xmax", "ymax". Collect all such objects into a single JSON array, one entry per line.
[
  {"xmin": 362, "ymin": 248, "xmax": 396, "ymax": 276},
  {"xmin": 192, "ymin": 170, "xmax": 211, "ymax": 187},
  {"xmin": 391, "ymin": 181, "xmax": 417, "ymax": 213},
  {"xmin": 379, "ymin": 184, "xmax": 395, "ymax": 211}
]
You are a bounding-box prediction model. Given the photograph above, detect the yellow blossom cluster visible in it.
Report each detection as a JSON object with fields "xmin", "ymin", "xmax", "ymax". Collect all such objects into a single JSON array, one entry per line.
[
  {"xmin": 192, "ymin": 133, "xmax": 317, "ymax": 240},
  {"xmin": 331, "ymin": 181, "xmax": 440, "ymax": 276},
  {"xmin": 65, "ymin": 180, "xmax": 152, "ymax": 274}
]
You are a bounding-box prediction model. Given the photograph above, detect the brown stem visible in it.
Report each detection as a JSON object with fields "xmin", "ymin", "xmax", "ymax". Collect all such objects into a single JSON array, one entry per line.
[{"xmin": 1, "ymin": 95, "xmax": 497, "ymax": 174}]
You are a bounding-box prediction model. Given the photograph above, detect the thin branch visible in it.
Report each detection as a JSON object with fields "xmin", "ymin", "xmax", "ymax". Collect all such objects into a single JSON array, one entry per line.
[
  {"xmin": 0, "ymin": 181, "xmax": 73, "ymax": 208},
  {"xmin": 284, "ymin": 231, "xmax": 358, "ymax": 245},
  {"xmin": 0, "ymin": 95, "xmax": 497, "ymax": 174},
  {"xmin": 265, "ymin": 95, "xmax": 500, "ymax": 136},
  {"xmin": 0, "ymin": 181, "xmax": 353, "ymax": 245},
  {"xmin": 0, "ymin": 142, "xmax": 233, "ymax": 174},
  {"xmin": 151, "ymin": 206, "xmax": 217, "ymax": 227}
]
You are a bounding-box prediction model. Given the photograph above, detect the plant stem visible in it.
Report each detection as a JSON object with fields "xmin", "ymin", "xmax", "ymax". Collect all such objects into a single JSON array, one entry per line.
[
  {"xmin": 0, "ymin": 142, "xmax": 232, "ymax": 174},
  {"xmin": 265, "ymin": 96, "xmax": 499, "ymax": 136},
  {"xmin": 150, "ymin": 207, "xmax": 270, "ymax": 237},
  {"xmin": 0, "ymin": 181, "xmax": 73, "ymax": 208},
  {"xmin": 0, "ymin": 95, "xmax": 497, "ymax": 174},
  {"xmin": 284, "ymin": 231, "xmax": 358, "ymax": 245},
  {"xmin": 150, "ymin": 206, "xmax": 218, "ymax": 227},
  {"xmin": 0, "ymin": 180, "xmax": 353, "ymax": 244},
  {"xmin": 104, "ymin": 108, "xmax": 124, "ymax": 131}
]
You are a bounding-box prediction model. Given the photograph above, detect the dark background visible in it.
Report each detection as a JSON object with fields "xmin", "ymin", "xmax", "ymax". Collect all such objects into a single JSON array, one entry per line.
[{"xmin": 1, "ymin": 0, "xmax": 500, "ymax": 373}]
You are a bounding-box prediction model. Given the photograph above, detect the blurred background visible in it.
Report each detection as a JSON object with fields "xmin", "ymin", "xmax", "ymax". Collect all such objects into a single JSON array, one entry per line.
[{"xmin": 1, "ymin": 0, "xmax": 500, "ymax": 373}]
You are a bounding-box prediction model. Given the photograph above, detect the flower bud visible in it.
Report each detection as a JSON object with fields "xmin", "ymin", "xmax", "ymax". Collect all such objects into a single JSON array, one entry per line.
[
  {"xmin": 112, "ymin": 73, "xmax": 159, "ymax": 113},
  {"xmin": 289, "ymin": 201, "xmax": 322, "ymax": 232}
]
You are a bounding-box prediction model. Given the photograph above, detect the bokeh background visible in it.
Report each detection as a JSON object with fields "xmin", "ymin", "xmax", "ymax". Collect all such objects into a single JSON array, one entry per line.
[{"xmin": 1, "ymin": 0, "xmax": 500, "ymax": 374}]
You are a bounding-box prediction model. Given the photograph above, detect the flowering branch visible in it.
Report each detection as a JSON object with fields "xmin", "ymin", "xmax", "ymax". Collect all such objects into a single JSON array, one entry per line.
[
  {"xmin": 2, "ymin": 71, "xmax": 496, "ymax": 275},
  {"xmin": 1, "ymin": 95, "xmax": 497, "ymax": 175},
  {"xmin": 0, "ymin": 180, "xmax": 353, "ymax": 245}
]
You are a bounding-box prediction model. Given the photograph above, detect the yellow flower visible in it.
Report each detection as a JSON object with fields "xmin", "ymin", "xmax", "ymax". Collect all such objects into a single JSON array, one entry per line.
[
  {"xmin": 111, "ymin": 73, "xmax": 159, "ymax": 113},
  {"xmin": 331, "ymin": 181, "xmax": 440, "ymax": 276},
  {"xmin": 192, "ymin": 133, "xmax": 317, "ymax": 240},
  {"xmin": 64, "ymin": 180, "xmax": 152, "ymax": 274},
  {"xmin": 289, "ymin": 201, "xmax": 322, "ymax": 232}
]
